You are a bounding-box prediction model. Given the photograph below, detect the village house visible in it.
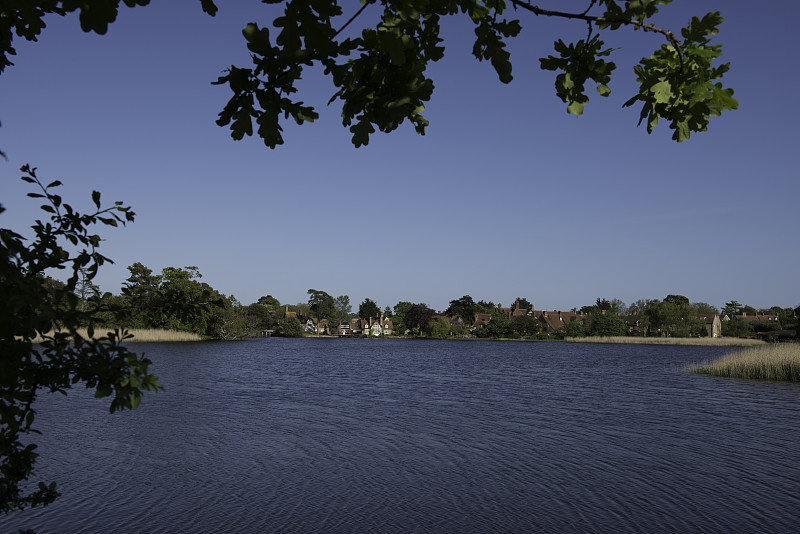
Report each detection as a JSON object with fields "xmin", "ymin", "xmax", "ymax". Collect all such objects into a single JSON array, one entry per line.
[{"xmin": 698, "ymin": 314, "xmax": 722, "ymax": 338}]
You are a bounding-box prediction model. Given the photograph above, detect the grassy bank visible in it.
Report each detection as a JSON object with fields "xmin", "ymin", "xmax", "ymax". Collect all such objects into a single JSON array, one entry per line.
[
  {"xmin": 565, "ymin": 336, "xmax": 765, "ymax": 347},
  {"xmin": 689, "ymin": 343, "xmax": 800, "ymax": 381},
  {"xmin": 32, "ymin": 328, "xmax": 203, "ymax": 343}
]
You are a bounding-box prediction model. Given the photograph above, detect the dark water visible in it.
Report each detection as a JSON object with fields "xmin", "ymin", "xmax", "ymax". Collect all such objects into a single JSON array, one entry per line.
[{"xmin": 4, "ymin": 339, "xmax": 800, "ymax": 533}]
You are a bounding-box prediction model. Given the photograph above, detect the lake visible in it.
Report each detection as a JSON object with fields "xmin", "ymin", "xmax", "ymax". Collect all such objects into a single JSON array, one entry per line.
[{"xmin": 4, "ymin": 339, "xmax": 800, "ymax": 533}]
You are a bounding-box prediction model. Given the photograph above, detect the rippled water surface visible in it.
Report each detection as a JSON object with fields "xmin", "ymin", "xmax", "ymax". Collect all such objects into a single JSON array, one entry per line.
[{"xmin": 4, "ymin": 339, "xmax": 800, "ymax": 533}]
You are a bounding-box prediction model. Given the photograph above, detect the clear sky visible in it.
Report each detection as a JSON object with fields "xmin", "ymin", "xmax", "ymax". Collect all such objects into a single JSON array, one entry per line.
[{"xmin": 1, "ymin": 1, "xmax": 798, "ymax": 313}]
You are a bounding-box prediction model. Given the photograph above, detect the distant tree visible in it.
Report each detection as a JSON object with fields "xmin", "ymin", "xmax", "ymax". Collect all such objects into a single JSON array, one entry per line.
[
  {"xmin": 609, "ymin": 298, "xmax": 626, "ymax": 315},
  {"xmin": 589, "ymin": 311, "xmax": 627, "ymax": 337},
  {"xmin": 627, "ymin": 298, "xmax": 657, "ymax": 315},
  {"xmin": 157, "ymin": 266, "xmax": 224, "ymax": 335},
  {"xmin": 257, "ymin": 294, "xmax": 281, "ymax": 317},
  {"xmin": 722, "ymin": 300, "xmax": 743, "ymax": 317},
  {"xmin": 404, "ymin": 303, "xmax": 435, "ymax": 333},
  {"xmin": 392, "ymin": 301, "xmax": 414, "ymax": 332},
  {"xmin": 445, "ymin": 295, "xmax": 476, "ymax": 325},
  {"xmin": 663, "ymin": 294, "xmax": 690, "ymax": 307},
  {"xmin": 307, "ymin": 289, "xmax": 336, "ymax": 320},
  {"xmin": 393, "ymin": 301, "xmax": 414, "ymax": 318},
  {"xmin": 258, "ymin": 294, "xmax": 280, "ymax": 307},
  {"xmin": 769, "ymin": 306, "xmax": 800, "ymax": 330},
  {"xmin": 643, "ymin": 299, "xmax": 705, "ymax": 337},
  {"xmin": 511, "ymin": 315, "xmax": 540, "ymax": 337},
  {"xmin": 426, "ymin": 316, "xmax": 452, "ymax": 339},
  {"xmin": 210, "ymin": 298, "xmax": 253, "ymax": 339},
  {"xmin": 595, "ymin": 298, "xmax": 611, "ymax": 311},
  {"xmin": 358, "ymin": 298, "xmax": 381, "ymax": 319},
  {"xmin": 75, "ymin": 268, "xmax": 101, "ymax": 313},
  {"xmin": 334, "ymin": 295, "xmax": 352, "ymax": 321},
  {"xmin": 742, "ymin": 304, "xmax": 757, "ymax": 316},
  {"xmin": 246, "ymin": 302, "xmax": 275, "ymax": 331},
  {"xmin": 383, "ymin": 306, "xmax": 392, "ymax": 317},
  {"xmin": 121, "ymin": 263, "xmax": 225, "ymax": 335},
  {"xmin": 721, "ymin": 318, "xmax": 748, "ymax": 337},
  {"xmin": 274, "ymin": 316, "xmax": 304, "ymax": 337},
  {"xmin": 474, "ymin": 300, "xmax": 496, "ymax": 314},
  {"xmin": 560, "ymin": 319, "xmax": 586, "ymax": 338},
  {"xmin": 693, "ymin": 302, "xmax": 719, "ymax": 315},
  {"xmin": 486, "ymin": 310, "xmax": 512, "ymax": 338},
  {"xmin": 122, "ymin": 262, "xmax": 162, "ymax": 327}
]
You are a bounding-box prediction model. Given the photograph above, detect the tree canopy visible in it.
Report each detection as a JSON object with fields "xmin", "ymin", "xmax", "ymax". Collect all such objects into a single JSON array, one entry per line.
[
  {"xmin": 1, "ymin": 1, "xmax": 737, "ymax": 148},
  {"xmin": 358, "ymin": 297, "xmax": 381, "ymax": 320}
]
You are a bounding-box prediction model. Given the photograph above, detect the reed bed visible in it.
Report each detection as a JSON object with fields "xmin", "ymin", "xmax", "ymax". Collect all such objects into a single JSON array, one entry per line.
[
  {"xmin": 31, "ymin": 328, "xmax": 203, "ymax": 343},
  {"xmin": 688, "ymin": 343, "xmax": 800, "ymax": 381},
  {"xmin": 565, "ymin": 336, "xmax": 766, "ymax": 347}
]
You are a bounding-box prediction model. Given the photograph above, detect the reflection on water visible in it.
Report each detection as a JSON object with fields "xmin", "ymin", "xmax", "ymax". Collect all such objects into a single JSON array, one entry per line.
[{"xmin": 4, "ymin": 339, "xmax": 800, "ymax": 533}]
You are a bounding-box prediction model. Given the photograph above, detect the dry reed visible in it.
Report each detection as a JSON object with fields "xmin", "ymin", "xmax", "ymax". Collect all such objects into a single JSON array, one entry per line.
[
  {"xmin": 31, "ymin": 328, "xmax": 203, "ymax": 343},
  {"xmin": 688, "ymin": 343, "xmax": 800, "ymax": 381},
  {"xmin": 565, "ymin": 336, "xmax": 765, "ymax": 347}
]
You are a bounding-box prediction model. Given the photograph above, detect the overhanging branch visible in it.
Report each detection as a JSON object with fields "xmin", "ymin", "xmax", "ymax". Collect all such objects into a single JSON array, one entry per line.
[{"xmin": 510, "ymin": 0, "xmax": 684, "ymax": 65}]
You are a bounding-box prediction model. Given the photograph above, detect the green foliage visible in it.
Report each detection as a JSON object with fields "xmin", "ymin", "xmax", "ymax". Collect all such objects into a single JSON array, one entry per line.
[
  {"xmin": 0, "ymin": 166, "xmax": 160, "ymax": 513},
  {"xmin": 333, "ymin": 295, "xmax": 352, "ymax": 322},
  {"xmin": 540, "ymin": 35, "xmax": 616, "ymax": 117},
  {"xmin": 485, "ymin": 310, "xmax": 511, "ymax": 338},
  {"xmin": 474, "ymin": 299, "xmax": 496, "ymax": 314},
  {"xmin": 622, "ymin": 11, "xmax": 738, "ymax": 142},
  {"xmin": 307, "ymin": 288, "xmax": 335, "ymax": 319},
  {"xmin": 274, "ymin": 315, "xmax": 304, "ymax": 337},
  {"xmin": 445, "ymin": 295, "xmax": 476, "ymax": 325},
  {"xmin": 722, "ymin": 300, "xmax": 742, "ymax": 317},
  {"xmin": 391, "ymin": 300, "xmax": 414, "ymax": 333},
  {"xmin": 358, "ymin": 297, "xmax": 380, "ymax": 320},
  {"xmin": 595, "ymin": 298, "xmax": 611, "ymax": 311},
  {"xmin": 3, "ymin": 2, "xmax": 735, "ymax": 147},
  {"xmin": 560, "ymin": 319, "xmax": 586, "ymax": 338},
  {"xmin": 403, "ymin": 303, "xmax": 435, "ymax": 333},
  {"xmin": 206, "ymin": 1, "xmax": 736, "ymax": 146},
  {"xmin": 663, "ymin": 294, "xmax": 690, "ymax": 306},
  {"xmin": 642, "ymin": 297, "xmax": 706, "ymax": 337},
  {"xmin": 692, "ymin": 302, "xmax": 719, "ymax": 315},
  {"xmin": 120, "ymin": 263, "xmax": 226, "ymax": 337},
  {"xmin": 589, "ymin": 312, "xmax": 627, "ymax": 337},
  {"xmin": 425, "ymin": 316, "xmax": 451, "ymax": 339},
  {"xmin": 721, "ymin": 318, "xmax": 748, "ymax": 338},
  {"xmin": 510, "ymin": 314, "xmax": 540, "ymax": 337}
]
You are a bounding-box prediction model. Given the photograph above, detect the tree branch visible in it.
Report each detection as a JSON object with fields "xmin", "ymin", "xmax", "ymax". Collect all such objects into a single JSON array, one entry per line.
[{"xmin": 510, "ymin": 1, "xmax": 683, "ymax": 63}]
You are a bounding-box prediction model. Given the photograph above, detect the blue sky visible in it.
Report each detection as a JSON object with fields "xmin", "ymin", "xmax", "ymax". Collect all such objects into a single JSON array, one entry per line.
[{"xmin": 1, "ymin": 0, "xmax": 798, "ymax": 313}]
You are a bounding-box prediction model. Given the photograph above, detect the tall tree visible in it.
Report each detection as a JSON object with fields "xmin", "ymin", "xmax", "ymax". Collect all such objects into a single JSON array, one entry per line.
[
  {"xmin": 358, "ymin": 298, "xmax": 381, "ymax": 320},
  {"xmin": 693, "ymin": 302, "xmax": 719, "ymax": 315},
  {"xmin": 664, "ymin": 294, "xmax": 690, "ymax": 307},
  {"xmin": 2, "ymin": 2, "xmax": 735, "ymax": 148},
  {"xmin": 445, "ymin": 295, "xmax": 476, "ymax": 324},
  {"xmin": 307, "ymin": 289, "xmax": 336, "ymax": 320},
  {"xmin": 590, "ymin": 311, "xmax": 627, "ymax": 337},
  {"xmin": 722, "ymin": 300, "xmax": 743, "ymax": 317},
  {"xmin": 475, "ymin": 300, "xmax": 497, "ymax": 314},
  {"xmin": 595, "ymin": 298, "xmax": 612, "ymax": 311},
  {"xmin": 334, "ymin": 295, "xmax": 352, "ymax": 322},
  {"xmin": 403, "ymin": 303, "xmax": 435, "ymax": 333},
  {"xmin": 609, "ymin": 298, "xmax": 626, "ymax": 315}
]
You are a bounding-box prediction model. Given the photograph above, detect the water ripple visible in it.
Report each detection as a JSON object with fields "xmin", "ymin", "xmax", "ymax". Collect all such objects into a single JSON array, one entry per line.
[{"xmin": 4, "ymin": 339, "xmax": 799, "ymax": 533}]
